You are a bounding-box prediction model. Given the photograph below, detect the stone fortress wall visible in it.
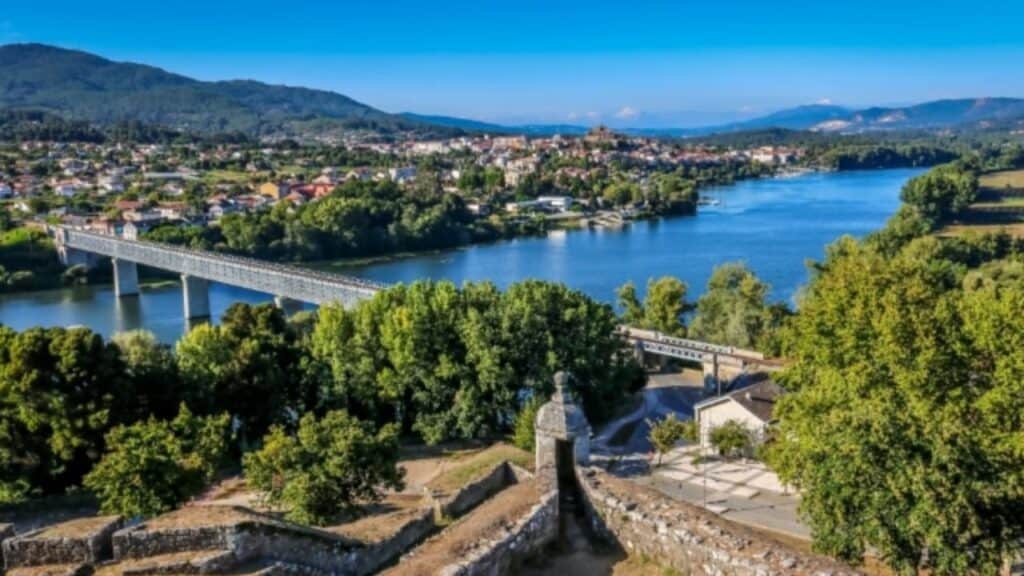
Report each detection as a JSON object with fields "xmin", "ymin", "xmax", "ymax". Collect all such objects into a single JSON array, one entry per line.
[{"xmin": 0, "ymin": 372, "xmax": 862, "ymax": 575}]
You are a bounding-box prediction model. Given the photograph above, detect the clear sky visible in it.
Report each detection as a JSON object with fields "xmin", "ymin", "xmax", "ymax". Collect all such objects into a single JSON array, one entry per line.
[{"xmin": 3, "ymin": 0, "xmax": 1024, "ymax": 127}]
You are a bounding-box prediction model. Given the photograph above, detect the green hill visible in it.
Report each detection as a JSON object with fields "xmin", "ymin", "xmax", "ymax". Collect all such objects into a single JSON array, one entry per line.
[{"xmin": 0, "ymin": 43, "xmax": 445, "ymax": 136}]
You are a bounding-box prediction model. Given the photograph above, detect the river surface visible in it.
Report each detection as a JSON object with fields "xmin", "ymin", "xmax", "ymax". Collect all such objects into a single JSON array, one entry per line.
[{"xmin": 0, "ymin": 168, "xmax": 920, "ymax": 342}]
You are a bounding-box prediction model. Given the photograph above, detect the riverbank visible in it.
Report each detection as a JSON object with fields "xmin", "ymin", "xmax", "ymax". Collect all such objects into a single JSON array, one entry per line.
[{"xmin": 0, "ymin": 168, "xmax": 922, "ymax": 342}]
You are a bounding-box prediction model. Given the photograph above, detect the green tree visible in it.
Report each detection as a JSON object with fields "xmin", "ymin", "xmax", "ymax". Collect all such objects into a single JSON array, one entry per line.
[
  {"xmin": 512, "ymin": 396, "xmax": 543, "ymax": 452},
  {"xmin": 689, "ymin": 262, "xmax": 780, "ymax": 348},
  {"xmin": 770, "ymin": 236, "xmax": 1024, "ymax": 574},
  {"xmin": 708, "ymin": 420, "xmax": 751, "ymax": 459},
  {"xmin": 616, "ymin": 277, "xmax": 690, "ymax": 336},
  {"xmin": 0, "ymin": 326, "xmax": 134, "ymax": 496},
  {"xmin": 899, "ymin": 163, "xmax": 978, "ymax": 224},
  {"xmin": 84, "ymin": 405, "xmax": 230, "ymax": 518},
  {"xmin": 112, "ymin": 330, "xmax": 181, "ymax": 419},
  {"xmin": 176, "ymin": 303, "xmax": 307, "ymax": 445},
  {"xmin": 243, "ymin": 410, "xmax": 404, "ymax": 525},
  {"xmin": 648, "ymin": 413, "xmax": 690, "ymax": 466}
]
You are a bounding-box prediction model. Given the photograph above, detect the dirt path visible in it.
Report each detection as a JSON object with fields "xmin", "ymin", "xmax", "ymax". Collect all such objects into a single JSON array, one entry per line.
[{"xmin": 380, "ymin": 480, "xmax": 539, "ymax": 576}]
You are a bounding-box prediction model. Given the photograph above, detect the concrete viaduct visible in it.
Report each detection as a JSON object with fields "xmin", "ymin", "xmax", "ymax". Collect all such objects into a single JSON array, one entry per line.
[
  {"xmin": 54, "ymin": 227, "xmax": 385, "ymax": 319},
  {"xmin": 54, "ymin": 227, "xmax": 781, "ymax": 386}
]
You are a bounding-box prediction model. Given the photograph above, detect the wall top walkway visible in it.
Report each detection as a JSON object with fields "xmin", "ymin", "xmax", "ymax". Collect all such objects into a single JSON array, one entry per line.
[{"xmin": 56, "ymin": 227, "xmax": 386, "ymax": 307}]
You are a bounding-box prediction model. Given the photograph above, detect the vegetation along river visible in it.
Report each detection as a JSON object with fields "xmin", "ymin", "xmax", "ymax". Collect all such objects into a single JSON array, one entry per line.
[{"xmin": 0, "ymin": 168, "xmax": 922, "ymax": 342}]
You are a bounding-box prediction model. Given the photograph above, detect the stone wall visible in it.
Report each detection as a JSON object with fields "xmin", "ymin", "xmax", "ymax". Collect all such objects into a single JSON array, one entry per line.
[
  {"xmin": 576, "ymin": 467, "xmax": 862, "ymax": 576},
  {"xmin": 345, "ymin": 508, "xmax": 435, "ymax": 575},
  {"xmin": 430, "ymin": 462, "xmax": 511, "ymax": 520},
  {"xmin": 437, "ymin": 488, "xmax": 559, "ymax": 576},
  {"xmin": 1, "ymin": 523, "xmax": 14, "ymax": 569},
  {"xmin": 3, "ymin": 516, "xmax": 123, "ymax": 568}
]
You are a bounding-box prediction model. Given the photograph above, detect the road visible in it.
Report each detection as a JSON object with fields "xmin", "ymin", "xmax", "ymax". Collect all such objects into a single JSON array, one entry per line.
[
  {"xmin": 592, "ymin": 368, "xmax": 810, "ymax": 546},
  {"xmin": 594, "ymin": 370, "xmax": 705, "ymax": 455}
]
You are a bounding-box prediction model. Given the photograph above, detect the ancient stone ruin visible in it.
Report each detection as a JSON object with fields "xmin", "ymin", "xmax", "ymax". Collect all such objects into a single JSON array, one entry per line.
[{"xmin": 0, "ymin": 371, "xmax": 864, "ymax": 575}]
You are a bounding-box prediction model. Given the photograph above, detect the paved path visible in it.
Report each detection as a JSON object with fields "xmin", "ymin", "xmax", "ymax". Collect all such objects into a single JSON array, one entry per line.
[{"xmin": 593, "ymin": 370, "xmax": 705, "ymax": 455}]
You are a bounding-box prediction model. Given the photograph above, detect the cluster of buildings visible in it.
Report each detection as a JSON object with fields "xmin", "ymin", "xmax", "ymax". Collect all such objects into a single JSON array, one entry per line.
[{"xmin": 0, "ymin": 128, "xmax": 805, "ymax": 237}]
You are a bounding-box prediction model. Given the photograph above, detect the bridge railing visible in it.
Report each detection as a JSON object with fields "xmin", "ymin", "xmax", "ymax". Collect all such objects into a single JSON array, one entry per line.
[
  {"xmin": 55, "ymin": 226, "xmax": 389, "ymax": 303},
  {"xmin": 619, "ymin": 326, "xmax": 766, "ymax": 362}
]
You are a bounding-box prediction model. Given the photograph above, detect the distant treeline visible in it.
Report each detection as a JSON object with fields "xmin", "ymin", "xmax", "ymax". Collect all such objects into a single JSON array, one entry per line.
[
  {"xmin": 816, "ymin": 144, "xmax": 960, "ymax": 170},
  {"xmin": 0, "ymin": 110, "xmax": 251, "ymax": 144},
  {"xmin": 145, "ymin": 178, "xmax": 548, "ymax": 261}
]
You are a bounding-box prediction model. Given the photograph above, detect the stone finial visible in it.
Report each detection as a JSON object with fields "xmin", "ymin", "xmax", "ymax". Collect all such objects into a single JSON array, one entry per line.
[{"xmin": 553, "ymin": 371, "xmax": 571, "ymax": 402}]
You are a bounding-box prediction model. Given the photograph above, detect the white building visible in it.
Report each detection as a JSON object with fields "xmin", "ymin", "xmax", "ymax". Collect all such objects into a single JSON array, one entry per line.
[
  {"xmin": 0, "ymin": 183, "xmax": 12, "ymax": 198},
  {"xmin": 693, "ymin": 378, "xmax": 784, "ymax": 455},
  {"xmin": 388, "ymin": 166, "xmax": 418, "ymax": 184}
]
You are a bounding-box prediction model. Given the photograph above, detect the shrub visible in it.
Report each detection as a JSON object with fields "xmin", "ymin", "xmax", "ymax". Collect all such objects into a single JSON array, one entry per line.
[
  {"xmin": 244, "ymin": 410, "xmax": 404, "ymax": 525},
  {"xmin": 647, "ymin": 413, "xmax": 691, "ymax": 466},
  {"xmin": 84, "ymin": 405, "xmax": 230, "ymax": 518},
  {"xmin": 709, "ymin": 420, "xmax": 751, "ymax": 458},
  {"xmin": 512, "ymin": 396, "xmax": 543, "ymax": 452}
]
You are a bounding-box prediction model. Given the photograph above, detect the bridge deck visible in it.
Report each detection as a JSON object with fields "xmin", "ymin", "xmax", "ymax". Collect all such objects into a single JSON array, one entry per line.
[{"xmin": 57, "ymin": 227, "xmax": 385, "ymax": 306}]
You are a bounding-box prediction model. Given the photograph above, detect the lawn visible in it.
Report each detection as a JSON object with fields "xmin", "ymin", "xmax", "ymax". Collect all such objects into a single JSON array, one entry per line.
[
  {"xmin": 202, "ymin": 169, "xmax": 268, "ymax": 184},
  {"xmin": 979, "ymin": 169, "xmax": 1024, "ymax": 190},
  {"xmin": 937, "ymin": 170, "xmax": 1024, "ymax": 237}
]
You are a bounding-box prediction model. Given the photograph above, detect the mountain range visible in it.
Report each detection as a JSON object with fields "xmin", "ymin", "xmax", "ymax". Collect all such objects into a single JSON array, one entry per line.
[
  {"xmin": 3, "ymin": 43, "xmax": 1024, "ymax": 138},
  {"xmin": 0, "ymin": 43, "xmax": 444, "ymax": 137}
]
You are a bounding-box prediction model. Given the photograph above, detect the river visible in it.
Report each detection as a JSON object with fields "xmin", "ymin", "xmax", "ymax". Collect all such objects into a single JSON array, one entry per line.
[{"xmin": 0, "ymin": 168, "xmax": 921, "ymax": 343}]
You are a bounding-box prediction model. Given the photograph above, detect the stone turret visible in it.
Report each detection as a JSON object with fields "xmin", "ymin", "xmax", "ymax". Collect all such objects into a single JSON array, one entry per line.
[{"xmin": 534, "ymin": 371, "xmax": 591, "ymax": 472}]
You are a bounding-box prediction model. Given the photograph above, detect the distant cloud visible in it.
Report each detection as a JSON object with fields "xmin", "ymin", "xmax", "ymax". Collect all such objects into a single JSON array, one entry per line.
[
  {"xmin": 816, "ymin": 98, "xmax": 833, "ymax": 105},
  {"xmin": 567, "ymin": 112, "xmax": 579, "ymax": 120},
  {"xmin": 585, "ymin": 111, "xmax": 600, "ymax": 120},
  {"xmin": 614, "ymin": 106, "xmax": 640, "ymax": 119},
  {"xmin": 738, "ymin": 105, "xmax": 755, "ymax": 114}
]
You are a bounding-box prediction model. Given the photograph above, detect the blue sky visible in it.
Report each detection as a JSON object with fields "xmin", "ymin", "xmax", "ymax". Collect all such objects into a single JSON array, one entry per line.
[{"xmin": 3, "ymin": 0, "xmax": 1024, "ymax": 127}]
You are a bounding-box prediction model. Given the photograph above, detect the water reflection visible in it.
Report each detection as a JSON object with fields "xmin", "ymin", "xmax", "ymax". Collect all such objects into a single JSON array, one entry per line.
[{"xmin": 0, "ymin": 169, "xmax": 921, "ymax": 342}]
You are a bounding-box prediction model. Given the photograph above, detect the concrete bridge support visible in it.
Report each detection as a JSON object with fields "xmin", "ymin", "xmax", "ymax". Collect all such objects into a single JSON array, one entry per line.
[
  {"xmin": 112, "ymin": 259, "xmax": 139, "ymax": 298},
  {"xmin": 703, "ymin": 354, "xmax": 721, "ymax": 395},
  {"xmin": 273, "ymin": 296, "xmax": 305, "ymax": 316},
  {"xmin": 181, "ymin": 275, "xmax": 211, "ymax": 319}
]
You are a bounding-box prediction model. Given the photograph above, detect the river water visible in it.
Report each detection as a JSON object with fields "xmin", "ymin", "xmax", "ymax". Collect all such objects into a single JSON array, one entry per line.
[{"xmin": 0, "ymin": 168, "xmax": 920, "ymax": 342}]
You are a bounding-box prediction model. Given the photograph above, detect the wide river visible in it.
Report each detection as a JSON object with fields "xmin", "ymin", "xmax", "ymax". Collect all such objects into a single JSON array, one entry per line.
[{"xmin": 0, "ymin": 168, "xmax": 921, "ymax": 342}]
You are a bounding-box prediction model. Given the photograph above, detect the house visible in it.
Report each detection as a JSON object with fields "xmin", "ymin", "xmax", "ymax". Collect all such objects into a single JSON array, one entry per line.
[
  {"xmin": 388, "ymin": 166, "xmax": 418, "ymax": 184},
  {"xmin": 0, "ymin": 183, "xmax": 12, "ymax": 198},
  {"xmin": 491, "ymin": 135, "xmax": 528, "ymax": 151},
  {"xmin": 345, "ymin": 167, "xmax": 374, "ymax": 182},
  {"xmin": 259, "ymin": 182, "xmax": 291, "ymax": 200},
  {"xmin": 156, "ymin": 202, "xmax": 190, "ymax": 221},
  {"xmin": 693, "ymin": 377, "xmax": 784, "ymax": 455},
  {"xmin": 123, "ymin": 217, "xmax": 164, "ymax": 241},
  {"xmin": 466, "ymin": 201, "xmax": 491, "ymax": 216},
  {"xmin": 536, "ymin": 195, "xmax": 573, "ymax": 212},
  {"xmin": 53, "ymin": 180, "xmax": 82, "ymax": 198}
]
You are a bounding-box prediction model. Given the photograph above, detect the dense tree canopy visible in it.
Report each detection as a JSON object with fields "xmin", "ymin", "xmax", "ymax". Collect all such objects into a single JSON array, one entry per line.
[
  {"xmin": 176, "ymin": 303, "xmax": 310, "ymax": 446},
  {"xmin": 310, "ymin": 280, "xmax": 641, "ymax": 442},
  {"xmin": 689, "ymin": 262, "xmax": 786, "ymax": 349},
  {"xmin": 770, "ymin": 236, "xmax": 1024, "ymax": 574},
  {"xmin": 0, "ymin": 326, "xmax": 135, "ymax": 500},
  {"xmin": 617, "ymin": 276, "xmax": 691, "ymax": 336},
  {"xmin": 243, "ymin": 410, "xmax": 403, "ymax": 525},
  {"xmin": 84, "ymin": 405, "xmax": 230, "ymax": 518}
]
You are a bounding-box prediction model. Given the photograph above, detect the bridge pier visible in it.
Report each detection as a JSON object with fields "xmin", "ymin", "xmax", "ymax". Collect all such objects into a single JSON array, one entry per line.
[
  {"xmin": 273, "ymin": 296, "xmax": 304, "ymax": 316},
  {"xmin": 181, "ymin": 275, "xmax": 211, "ymax": 320},
  {"xmin": 112, "ymin": 258, "xmax": 139, "ymax": 297}
]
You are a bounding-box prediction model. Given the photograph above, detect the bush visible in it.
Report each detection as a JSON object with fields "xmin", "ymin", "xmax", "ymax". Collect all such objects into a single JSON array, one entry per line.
[
  {"xmin": 512, "ymin": 396, "xmax": 543, "ymax": 452},
  {"xmin": 84, "ymin": 405, "xmax": 230, "ymax": 518},
  {"xmin": 648, "ymin": 413, "xmax": 691, "ymax": 466},
  {"xmin": 709, "ymin": 420, "xmax": 751, "ymax": 459},
  {"xmin": 244, "ymin": 410, "xmax": 404, "ymax": 525}
]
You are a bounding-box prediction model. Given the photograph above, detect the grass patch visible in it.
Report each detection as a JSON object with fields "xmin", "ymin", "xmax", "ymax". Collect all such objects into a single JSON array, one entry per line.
[
  {"xmin": 426, "ymin": 443, "xmax": 532, "ymax": 492},
  {"xmin": 202, "ymin": 169, "xmax": 268, "ymax": 184},
  {"xmin": 979, "ymin": 169, "xmax": 1024, "ymax": 190}
]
